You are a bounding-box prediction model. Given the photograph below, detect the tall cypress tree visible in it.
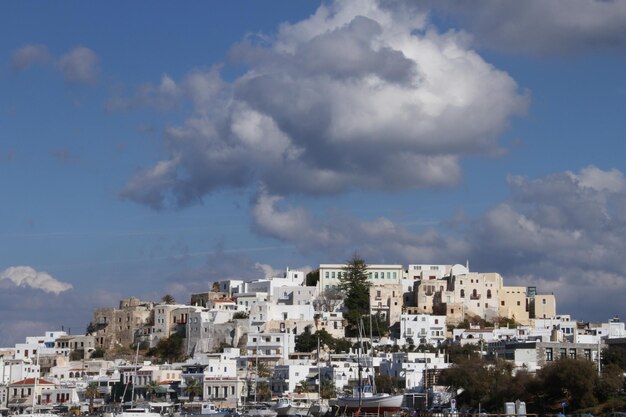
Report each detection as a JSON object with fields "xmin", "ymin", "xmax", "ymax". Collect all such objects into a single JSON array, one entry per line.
[{"xmin": 339, "ymin": 254, "xmax": 371, "ymax": 335}]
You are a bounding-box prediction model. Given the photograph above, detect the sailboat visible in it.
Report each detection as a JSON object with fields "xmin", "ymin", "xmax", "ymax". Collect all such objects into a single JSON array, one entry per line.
[
  {"xmin": 113, "ymin": 344, "xmax": 161, "ymax": 417},
  {"xmin": 336, "ymin": 320, "xmax": 403, "ymax": 415},
  {"xmin": 307, "ymin": 337, "xmax": 329, "ymax": 417}
]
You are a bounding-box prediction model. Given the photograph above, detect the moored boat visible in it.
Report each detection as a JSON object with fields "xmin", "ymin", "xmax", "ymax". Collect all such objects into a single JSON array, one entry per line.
[
  {"xmin": 335, "ymin": 384, "xmax": 403, "ymax": 414},
  {"xmin": 113, "ymin": 407, "xmax": 162, "ymax": 417},
  {"xmin": 272, "ymin": 396, "xmax": 314, "ymax": 416},
  {"xmin": 243, "ymin": 404, "xmax": 278, "ymax": 417}
]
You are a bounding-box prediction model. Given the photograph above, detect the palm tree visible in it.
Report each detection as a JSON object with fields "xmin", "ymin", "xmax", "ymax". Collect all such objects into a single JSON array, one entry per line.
[
  {"xmin": 185, "ymin": 378, "xmax": 202, "ymax": 402},
  {"xmin": 85, "ymin": 382, "xmax": 99, "ymax": 415},
  {"xmin": 321, "ymin": 379, "xmax": 337, "ymax": 399},
  {"xmin": 255, "ymin": 361, "xmax": 273, "ymax": 379},
  {"xmin": 295, "ymin": 379, "xmax": 313, "ymax": 394},
  {"xmin": 146, "ymin": 380, "xmax": 161, "ymax": 401},
  {"xmin": 161, "ymin": 294, "xmax": 175, "ymax": 305}
]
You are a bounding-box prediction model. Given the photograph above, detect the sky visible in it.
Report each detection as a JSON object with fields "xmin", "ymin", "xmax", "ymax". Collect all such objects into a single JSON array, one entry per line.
[{"xmin": 1, "ymin": 0, "xmax": 626, "ymax": 346}]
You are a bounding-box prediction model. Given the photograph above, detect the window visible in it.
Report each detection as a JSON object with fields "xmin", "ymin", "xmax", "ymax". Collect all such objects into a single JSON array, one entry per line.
[
  {"xmin": 569, "ymin": 349, "xmax": 576, "ymax": 359},
  {"xmin": 584, "ymin": 349, "xmax": 591, "ymax": 360},
  {"xmin": 546, "ymin": 348, "xmax": 553, "ymax": 361},
  {"xmin": 560, "ymin": 348, "xmax": 567, "ymax": 359},
  {"xmin": 460, "ymin": 289, "xmax": 465, "ymax": 298},
  {"xmin": 542, "ymin": 299, "xmax": 546, "ymax": 304},
  {"xmin": 501, "ymin": 301, "xmax": 505, "ymax": 306},
  {"xmin": 487, "ymin": 289, "xmax": 492, "ymax": 299},
  {"xmin": 393, "ymin": 272, "xmax": 397, "ymax": 278},
  {"xmin": 517, "ymin": 301, "xmax": 521, "ymax": 306},
  {"xmin": 331, "ymin": 272, "xmax": 335, "ymax": 279}
]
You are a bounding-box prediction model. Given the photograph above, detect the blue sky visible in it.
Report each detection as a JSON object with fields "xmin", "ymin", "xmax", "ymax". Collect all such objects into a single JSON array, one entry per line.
[{"xmin": 1, "ymin": 0, "xmax": 625, "ymax": 345}]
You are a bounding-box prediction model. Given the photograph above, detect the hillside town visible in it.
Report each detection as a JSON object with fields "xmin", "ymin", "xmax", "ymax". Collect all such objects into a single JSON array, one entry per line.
[{"xmin": 1, "ymin": 261, "xmax": 625, "ymax": 416}]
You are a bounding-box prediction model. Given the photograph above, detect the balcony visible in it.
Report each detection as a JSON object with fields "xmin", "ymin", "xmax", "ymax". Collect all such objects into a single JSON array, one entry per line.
[{"xmin": 470, "ymin": 294, "xmax": 481, "ymax": 300}]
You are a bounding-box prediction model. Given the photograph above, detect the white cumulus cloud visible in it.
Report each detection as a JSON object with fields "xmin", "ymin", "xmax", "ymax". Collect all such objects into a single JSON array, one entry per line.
[
  {"xmin": 120, "ymin": 0, "xmax": 527, "ymax": 209},
  {"xmin": 250, "ymin": 166, "xmax": 626, "ymax": 321},
  {"xmin": 0, "ymin": 266, "xmax": 73, "ymax": 294}
]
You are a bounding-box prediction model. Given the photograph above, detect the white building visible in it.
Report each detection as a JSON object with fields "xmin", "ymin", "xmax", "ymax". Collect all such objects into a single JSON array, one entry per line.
[
  {"xmin": 399, "ymin": 314, "xmax": 447, "ymax": 346},
  {"xmin": 318, "ymin": 264, "xmax": 403, "ymax": 292},
  {"xmin": 271, "ymin": 364, "xmax": 316, "ymax": 395},
  {"xmin": 246, "ymin": 332, "xmax": 296, "ymax": 366},
  {"xmin": 0, "ymin": 358, "xmax": 39, "ymax": 384},
  {"xmin": 380, "ymin": 351, "xmax": 451, "ymax": 391}
]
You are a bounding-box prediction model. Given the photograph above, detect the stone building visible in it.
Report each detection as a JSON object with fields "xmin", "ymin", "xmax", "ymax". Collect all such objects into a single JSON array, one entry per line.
[{"xmin": 92, "ymin": 297, "xmax": 154, "ymax": 350}]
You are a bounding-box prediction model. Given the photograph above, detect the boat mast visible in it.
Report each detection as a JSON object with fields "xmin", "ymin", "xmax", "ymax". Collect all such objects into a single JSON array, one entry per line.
[
  {"xmin": 33, "ymin": 349, "xmax": 39, "ymax": 413},
  {"xmin": 254, "ymin": 335, "xmax": 259, "ymax": 403},
  {"xmin": 317, "ymin": 336, "xmax": 321, "ymax": 403},
  {"xmin": 369, "ymin": 313, "xmax": 376, "ymax": 395},
  {"xmin": 130, "ymin": 341, "xmax": 140, "ymax": 408},
  {"xmin": 357, "ymin": 319, "xmax": 364, "ymax": 413}
]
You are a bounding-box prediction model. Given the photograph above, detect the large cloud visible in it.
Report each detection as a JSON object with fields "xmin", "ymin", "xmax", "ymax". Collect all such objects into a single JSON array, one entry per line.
[
  {"xmin": 119, "ymin": 0, "xmax": 527, "ymax": 209},
  {"xmin": 251, "ymin": 166, "xmax": 626, "ymax": 321},
  {"xmin": 0, "ymin": 266, "xmax": 73, "ymax": 294},
  {"xmin": 421, "ymin": 0, "xmax": 626, "ymax": 55},
  {"xmin": 252, "ymin": 189, "xmax": 468, "ymax": 263}
]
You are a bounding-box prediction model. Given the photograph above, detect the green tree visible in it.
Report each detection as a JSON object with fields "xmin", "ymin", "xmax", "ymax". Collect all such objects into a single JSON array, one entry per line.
[
  {"xmin": 146, "ymin": 380, "xmax": 161, "ymax": 400},
  {"xmin": 295, "ymin": 328, "xmax": 335, "ymax": 353},
  {"xmin": 537, "ymin": 358, "xmax": 599, "ymax": 410},
  {"xmin": 334, "ymin": 338, "xmax": 352, "ymax": 353},
  {"xmin": 85, "ymin": 382, "xmax": 99, "ymax": 414},
  {"xmin": 161, "ymin": 294, "xmax": 175, "ymax": 304},
  {"xmin": 185, "ymin": 378, "xmax": 202, "ymax": 401},
  {"xmin": 339, "ymin": 254, "xmax": 371, "ymax": 335},
  {"xmin": 321, "ymin": 379, "xmax": 337, "ymax": 399},
  {"xmin": 306, "ymin": 269, "xmax": 320, "ymax": 287},
  {"xmin": 439, "ymin": 357, "xmax": 491, "ymax": 408},
  {"xmin": 603, "ymin": 345, "xmax": 626, "ymax": 370},
  {"xmin": 364, "ymin": 313, "xmax": 389, "ymax": 337},
  {"xmin": 90, "ymin": 347, "xmax": 106, "ymax": 358},
  {"xmin": 255, "ymin": 381, "xmax": 272, "ymax": 401},
  {"xmin": 375, "ymin": 375, "xmax": 400, "ymax": 394},
  {"xmin": 255, "ymin": 361, "xmax": 273, "ymax": 379},
  {"xmin": 597, "ymin": 363, "xmax": 625, "ymax": 401},
  {"xmin": 155, "ymin": 333, "xmax": 184, "ymax": 363},
  {"xmin": 296, "ymin": 380, "xmax": 313, "ymax": 394}
]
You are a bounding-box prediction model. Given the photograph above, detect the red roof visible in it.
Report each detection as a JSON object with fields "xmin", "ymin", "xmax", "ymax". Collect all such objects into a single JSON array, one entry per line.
[{"xmin": 12, "ymin": 378, "xmax": 55, "ymax": 386}]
